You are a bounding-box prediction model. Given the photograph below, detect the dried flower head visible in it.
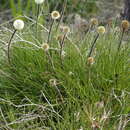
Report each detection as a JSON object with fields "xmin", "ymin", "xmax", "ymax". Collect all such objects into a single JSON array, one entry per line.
[
  {"xmin": 57, "ymin": 35, "xmax": 64, "ymax": 41},
  {"xmin": 51, "ymin": 11, "xmax": 60, "ymax": 20},
  {"xmin": 97, "ymin": 26, "xmax": 106, "ymax": 34},
  {"xmin": 35, "ymin": 0, "xmax": 44, "ymax": 4},
  {"xmin": 90, "ymin": 18, "xmax": 98, "ymax": 25},
  {"xmin": 13, "ymin": 19, "xmax": 24, "ymax": 30},
  {"xmin": 63, "ymin": 26, "xmax": 70, "ymax": 34},
  {"xmin": 121, "ymin": 20, "xmax": 129, "ymax": 31},
  {"xmin": 41, "ymin": 43, "xmax": 49, "ymax": 51},
  {"xmin": 49, "ymin": 79, "xmax": 57, "ymax": 86},
  {"xmin": 87, "ymin": 57, "xmax": 94, "ymax": 65}
]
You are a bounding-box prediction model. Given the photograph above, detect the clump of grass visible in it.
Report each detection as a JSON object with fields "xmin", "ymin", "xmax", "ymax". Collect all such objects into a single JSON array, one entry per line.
[{"xmin": 0, "ymin": 3, "xmax": 130, "ymax": 130}]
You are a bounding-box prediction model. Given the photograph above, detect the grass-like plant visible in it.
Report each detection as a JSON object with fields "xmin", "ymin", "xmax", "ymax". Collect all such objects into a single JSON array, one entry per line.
[
  {"xmin": 9, "ymin": 0, "xmax": 34, "ymax": 17},
  {"xmin": 0, "ymin": 3, "xmax": 130, "ymax": 130}
]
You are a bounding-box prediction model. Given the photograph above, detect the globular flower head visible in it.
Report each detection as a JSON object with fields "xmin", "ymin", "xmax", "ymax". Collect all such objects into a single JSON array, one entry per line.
[
  {"xmin": 51, "ymin": 11, "xmax": 61, "ymax": 20},
  {"xmin": 90, "ymin": 18, "xmax": 98, "ymax": 25},
  {"xmin": 41, "ymin": 43, "xmax": 49, "ymax": 51},
  {"xmin": 62, "ymin": 26, "xmax": 70, "ymax": 34},
  {"xmin": 121, "ymin": 20, "xmax": 129, "ymax": 31},
  {"xmin": 97, "ymin": 26, "xmax": 106, "ymax": 34},
  {"xmin": 35, "ymin": 0, "xmax": 44, "ymax": 4},
  {"xmin": 87, "ymin": 57, "xmax": 94, "ymax": 65},
  {"xmin": 13, "ymin": 19, "xmax": 24, "ymax": 30}
]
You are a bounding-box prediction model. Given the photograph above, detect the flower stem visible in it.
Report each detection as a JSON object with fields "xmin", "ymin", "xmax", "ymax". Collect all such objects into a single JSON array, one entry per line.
[
  {"xmin": 60, "ymin": 34, "xmax": 66, "ymax": 57},
  {"xmin": 46, "ymin": 51, "xmax": 55, "ymax": 72},
  {"xmin": 36, "ymin": 4, "xmax": 40, "ymax": 38},
  {"xmin": 7, "ymin": 30, "xmax": 17, "ymax": 64},
  {"xmin": 47, "ymin": 19, "xmax": 54, "ymax": 45},
  {"xmin": 118, "ymin": 29, "xmax": 125, "ymax": 51},
  {"xmin": 54, "ymin": 85, "xmax": 63, "ymax": 103},
  {"xmin": 88, "ymin": 33, "xmax": 99, "ymax": 57},
  {"xmin": 56, "ymin": 0, "xmax": 67, "ymax": 32},
  {"xmin": 59, "ymin": 34, "xmax": 66, "ymax": 68}
]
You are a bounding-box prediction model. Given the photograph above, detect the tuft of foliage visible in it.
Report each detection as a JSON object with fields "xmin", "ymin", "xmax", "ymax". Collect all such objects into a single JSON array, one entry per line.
[
  {"xmin": 0, "ymin": 1, "xmax": 130, "ymax": 129},
  {"xmin": 0, "ymin": 18, "xmax": 130, "ymax": 129}
]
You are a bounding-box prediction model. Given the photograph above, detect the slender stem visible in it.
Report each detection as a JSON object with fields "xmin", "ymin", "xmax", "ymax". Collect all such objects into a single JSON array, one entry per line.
[
  {"xmin": 37, "ymin": 4, "xmax": 40, "ymax": 19},
  {"xmin": 47, "ymin": 19, "xmax": 54, "ymax": 45},
  {"xmin": 54, "ymin": 85, "xmax": 63, "ymax": 102},
  {"xmin": 36, "ymin": 4, "xmax": 40, "ymax": 38},
  {"xmin": 59, "ymin": 34, "xmax": 66, "ymax": 68},
  {"xmin": 88, "ymin": 33, "xmax": 99, "ymax": 57},
  {"xmin": 60, "ymin": 34, "xmax": 66, "ymax": 57},
  {"xmin": 115, "ymin": 73, "xmax": 119, "ymax": 87},
  {"xmin": 87, "ymin": 24, "xmax": 93, "ymax": 35},
  {"xmin": 46, "ymin": 51, "xmax": 55, "ymax": 71},
  {"xmin": 56, "ymin": 0, "xmax": 67, "ymax": 32},
  {"xmin": 118, "ymin": 29, "xmax": 125, "ymax": 51},
  {"xmin": 7, "ymin": 30, "xmax": 17, "ymax": 64},
  {"xmin": 80, "ymin": 24, "xmax": 93, "ymax": 45}
]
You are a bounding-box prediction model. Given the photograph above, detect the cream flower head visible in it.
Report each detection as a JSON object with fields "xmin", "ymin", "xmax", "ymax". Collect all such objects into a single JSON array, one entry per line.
[
  {"xmin": 63, "ymin": 26, "xmax": 70, "ymax": 34},
  {"xmin": 41, "ymin": 43, "xmax": 49, "ymax": 51},
  {"xmin": 35, "ymin": 0, "xmax": 44, "ymax": 4},
  {"xmin": 97, "ymin": 26, "xmax": 106, "ymax": 34},
  {"xmin": 13, "ymin": 19, "xmax": 24, "ymax": 30},
  {"xmin": 90, "ymin": 18, "xmax": 98, "ymax": 25},
  {"xmin": 51, "ymin": 11, "xmax": 61, "ymax": 20}
]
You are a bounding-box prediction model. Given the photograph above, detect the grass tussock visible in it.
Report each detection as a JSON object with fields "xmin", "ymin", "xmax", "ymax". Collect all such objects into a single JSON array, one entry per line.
[{"xmin": 0, "ymin": 5, "xmax": 130, "ymax": 130}]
